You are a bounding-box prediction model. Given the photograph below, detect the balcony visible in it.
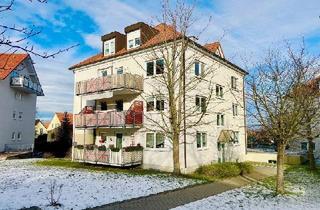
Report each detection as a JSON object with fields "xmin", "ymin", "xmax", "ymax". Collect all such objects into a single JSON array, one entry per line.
[
  {"xmin": 73, "ymin": 146, "xmax": 143, "ymax": 167},
  {"xmin": 11, "ymin": 76, "xmax": 44, "ymax": 96},
  {"xmin": 75, "ymin": 110, "xmax": 143, "ymax": 128},
  {"xmin": 76, "ymin": 73, "xmax": 143, "ymax": 96}
]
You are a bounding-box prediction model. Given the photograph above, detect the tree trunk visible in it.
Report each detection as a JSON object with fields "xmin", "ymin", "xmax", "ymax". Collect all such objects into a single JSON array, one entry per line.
[
  {"xmin": 276, "ymin": 143, "xmax": 285, "ymax": 194},
  {"xmin": 172, "ymin": 131, "xmax": 181, "ymax": 174},
  {"xmin": 307, "ymin": 138, "xmax": 316, "ymax": 170}
]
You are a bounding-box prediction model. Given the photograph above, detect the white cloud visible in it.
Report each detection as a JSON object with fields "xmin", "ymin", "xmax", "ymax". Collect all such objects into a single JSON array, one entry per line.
[{"xmin": 83, "ymin": 34, "xmax": 101, "ymax": 50}]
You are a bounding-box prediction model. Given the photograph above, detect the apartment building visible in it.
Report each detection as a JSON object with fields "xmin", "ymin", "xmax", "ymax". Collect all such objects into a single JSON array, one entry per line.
[
  {"xmin": 70, "ymin": 22, "xmax": 247, "ymax": 173},
  {"xmin": 0, "ymin": 54, "xmax": 44, "ymax": 152}
]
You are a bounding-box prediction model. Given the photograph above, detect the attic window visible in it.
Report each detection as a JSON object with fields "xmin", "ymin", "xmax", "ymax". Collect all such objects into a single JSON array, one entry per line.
[{"xmin": 104, "ymin": 39, "xmax": 115, "ymax": 56}]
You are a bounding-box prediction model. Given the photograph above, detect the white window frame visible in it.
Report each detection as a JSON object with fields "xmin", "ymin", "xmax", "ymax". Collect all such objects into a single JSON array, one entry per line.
[
  {"xmin": 11, "ymin": 132, "xmax": 15, "ymax": 141},
  {"xmin": 232, "ymin": 103, "xmax": 238, "ymax": 116},
  {"xmin": 194, "ymin": 61, "xmax": 205, "ymax": 77},
  {"xmin": 116, "ymin": 66, "xmax": 124, "ymax": 75},
  {"xmin": 128, "ymin": 39, "xmax": 134, "ymax": 49},
  {"xmin": 18, "ymin": 112, "xmax": 23, "ymax": 120},
  {"xmin": 217, "ymin": 113, "xmax": 224, "ymax": 126},
  {"xmin": 196, "ymin": 132, "xmax": 207, "ymax": 149},
  {"xmin": 146, "ymin": 132, "xmax": 165, "ymax": 149},
  {"xmin": 231, "ymin": 76, "xmax": 238, "ymax": 90},
  {"xmin": 135, "ymin": 37, "xmax": 141, "ymax": 47},
  {"xmin": 13, "ymin": 111, "xmax": 17, "ymax": 120},
  {"xmin": 195, "ymin": 95, "xmax": 207, "ymax": 113},
  {"xmin": 216, "ymin": 84, "xmax": 224, "ymax": 99},
  {"xmin": 15, "ymin": 92, "xmax": 22, "ymax": 101},
  {"xmin": 232, "ymin": 131, "xmax": 239, "ymax": 144},
  {"xmin": 17, "ymin": 132, "xmax": 22, "ymax": 141},
  {"xmin": 146, "ymin": 96, "xmax": 165, "ymax": 112},
  {"xmin": 146, "ymin": 59, "xmax": 164, "ymax": 76}
]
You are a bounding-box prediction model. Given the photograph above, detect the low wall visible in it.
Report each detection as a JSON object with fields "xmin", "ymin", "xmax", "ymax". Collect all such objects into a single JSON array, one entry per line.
[{"xmin": 245, "ymin": 151, "xmax": 277, "ymax": 163}]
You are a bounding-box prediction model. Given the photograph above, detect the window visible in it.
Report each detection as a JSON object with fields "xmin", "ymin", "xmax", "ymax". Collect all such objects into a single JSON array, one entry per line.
[
  {"xmin": 116, "ymin": 100, "xmax": 123, "ymax": 111},
  {"xmin": 146, "ymin": 133, "xmax": 154, "ymax": 148},
  {"xmin": 110, "ymin": 41, "xmax": 115, "ymax": 54},
  {"xmin": 18, "ymin": 112, "xmax": 23, "ymax": 120},
  {"xmin": 101, "ymin": 102, "xmax": 107, "ymax": 110},
  {"xmin": 17, "ymin": 132, "xmax": 22, "ymax": 141},
  {"xmin": 232, "ymin": 103, "xmax": 238, "ymax": 116},
  {"xmin": 11, "ymin": 132, "xmax": 15, "ymax": 141},
  {"xmin": 13, "ymin": 111, "xmax": 16, "ymax": 120},
  {"xmin": 146, "ymin": 132, "xmax": 165, "ymax": 148},
  {"xmin": 104, "ymin": 42, "xmax": 110, "ymax": 55},
  {"xmin": 196, "ymin": 132, "xmax": 207, "ymax": 148},
  {"xmin": 216, "ymin": 85, "xmax": 223, "ymax": 98},
  {"xmin": 129, "ymin": 39, "xmax": 134, "ymax": 48},
  {"xmin": 116, "ymin": 67, "xmax": 124, "ymax": 75},
  {"xmin": 147, "ymin": 62, "xmax": 154, "ymax": 76},
  {"xmin": 194, "ymin": 61, "xmax": 204, "ymax": 76},
  {"xmin": 301, "ymin": 142, "xmax": 307, "ymax": 150},
  {"xmin": 135, "ymin": 37, "xmax": 141, "ymax": 46},
  {"xmin": 156, "ymin": 133, "xmax": 165, "ymax": 148},
  {"xmin": 233, "ymin": 131, "xmax": 239, "ymax": 143},
  {"xmin": 147, "ymin": 97, "xmax": 165, "ymax": 112},
  {"xmin": 196, "ymin": 96, "xmax": 207, "ymax": 113},
  {"xmin": 217, "ymin": 113, "xmax": 224, "ymax": 126},
  {"xmin": 146, "ymin": 59, "xmax": 164, "ymax": 76},
  {"xmin": 156, "ymin": 59, "xmax": 164, "ymax": 74},
  {"xmin": 100, "ymin": 70, "xmax": 108, "ymax": 77},
  {"xmin": 231, "ymin": 76, "xmax": 238, "ymax": 90},
  {"xmin": 147, "ymin": 97, "xmax": 155, "ymax": 112},
  {"xmin": 40, "ymin": 128, "xmax": 43, "ymax": 135}
]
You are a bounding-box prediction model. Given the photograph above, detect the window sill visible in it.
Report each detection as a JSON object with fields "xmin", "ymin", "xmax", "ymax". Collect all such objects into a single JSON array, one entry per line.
[
  {"xmin": 197, "ymin": 147, "xmax": 209, "ymax": 151},
  {"xmin": 144, "ymin": 148, "xmax": 170, "ymax": 152}
]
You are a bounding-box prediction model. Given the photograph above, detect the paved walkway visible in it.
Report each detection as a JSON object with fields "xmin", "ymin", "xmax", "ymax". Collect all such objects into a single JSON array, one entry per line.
[{"xmin": 89, "ymin": 166, "xmax": 276, "ymax": 210}]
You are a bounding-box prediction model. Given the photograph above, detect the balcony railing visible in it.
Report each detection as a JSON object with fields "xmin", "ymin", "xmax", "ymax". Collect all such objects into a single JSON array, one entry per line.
[
  {"xmin": 11, "ymin": 76, "xmax": 44, "ymax": 96},
  {"xmin": 76, "ymin": 73, "xmax": 143, "ymax": 95},
  {"xmin": 73, "ymin": 147, "xmax": 143, "ymax": 167},
  {"xmin": 74, "ymin": 110, "xmax": 143, "ymax": 128}
]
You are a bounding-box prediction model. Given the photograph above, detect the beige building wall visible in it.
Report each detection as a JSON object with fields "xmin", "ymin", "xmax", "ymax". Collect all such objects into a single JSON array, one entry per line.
[{"xmin": 72, "ymin": 42, "xmax": 246, "ymax": 172}]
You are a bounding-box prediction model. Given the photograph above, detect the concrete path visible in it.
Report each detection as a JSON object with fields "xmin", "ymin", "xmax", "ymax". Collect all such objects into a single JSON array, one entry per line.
[{"xmin": 89, "ymin": 166, "xmax": 276, "ymax": 210}]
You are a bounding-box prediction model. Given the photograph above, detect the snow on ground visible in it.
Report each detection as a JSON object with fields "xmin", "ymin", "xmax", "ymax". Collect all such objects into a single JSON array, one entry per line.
[
  {"xmin": 0, "ymin": 159, "xmax": 199, "ymax": 210},
  {"xmin": 173, "ymin": 167, "xmax": 320, "ymax": 210}
]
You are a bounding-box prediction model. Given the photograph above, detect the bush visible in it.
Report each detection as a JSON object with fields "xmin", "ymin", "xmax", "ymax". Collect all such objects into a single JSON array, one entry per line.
[
  {"xmin": 85, "ymin": 145, "xmax": 96, "ymax": 150},
  {"xmin": 110, "ymin": 147, "xmax": 120, "ymax": 152},
  {"xmin": 195, "ymin": 162, "xmax": 253, "ymax": 179},
  {"xmin": 237, "ymin": 162, "xmax": 253, "ymax": 175}
]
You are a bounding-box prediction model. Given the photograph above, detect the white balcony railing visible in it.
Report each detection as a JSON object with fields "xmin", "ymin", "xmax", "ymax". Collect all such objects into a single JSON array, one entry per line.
[{"xmin": 11, "ymin": 76, "xmax": 44, "ymax": 96}]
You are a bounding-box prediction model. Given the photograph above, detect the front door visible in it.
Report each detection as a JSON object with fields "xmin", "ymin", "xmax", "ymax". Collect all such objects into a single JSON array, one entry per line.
[
  {"xmin": 218, "ymin": 142, "xmax": 225, "ymax": 163},
  {"xmin": 116, "ymin": 133, "xmax": 123, "ymax": 149}
]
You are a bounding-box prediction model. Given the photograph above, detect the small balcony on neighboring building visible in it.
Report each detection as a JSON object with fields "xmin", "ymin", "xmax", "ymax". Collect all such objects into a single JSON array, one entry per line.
[
  {"xmin": 11, "ymin": 76, "xmax": 44, "ymax": 96},
  {"xmin": 75, "ymin": 73, "xmax": 143, "ymax": 96}
]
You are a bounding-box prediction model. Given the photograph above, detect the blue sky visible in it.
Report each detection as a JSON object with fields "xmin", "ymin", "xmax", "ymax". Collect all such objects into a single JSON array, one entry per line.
[{"xmin": 2, "ymin": 0, "xmax": 320, "ymax": 121}]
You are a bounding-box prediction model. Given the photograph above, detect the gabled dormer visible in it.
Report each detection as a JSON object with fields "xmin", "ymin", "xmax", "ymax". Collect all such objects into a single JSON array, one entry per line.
[
  {"xmin": 101, "ymin": 31, "xmax": 126, "ymax": 56},
  {"xmin": 124, "ymin": 22, "xmax": 158, "ymax": 50}
]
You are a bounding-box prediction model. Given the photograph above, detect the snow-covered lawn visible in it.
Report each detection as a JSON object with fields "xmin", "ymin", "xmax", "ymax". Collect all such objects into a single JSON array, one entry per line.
[
  {"xmin": 173, "ymin": 166, "xmax": 320, "ymax": 210},
  {"xmin": 0, "ymin": 159, "xmax": 199, "ymax": 210}
]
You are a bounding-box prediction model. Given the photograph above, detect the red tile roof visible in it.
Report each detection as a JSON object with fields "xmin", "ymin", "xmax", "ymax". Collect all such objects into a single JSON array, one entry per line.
[
  {"xmin": 69, "ymin": 23, "xmax": 182, "ymax": 70},
  {"xmin": 203, "ymin": 42, "xmax": 220, "ymax": 52},
  {"xmin": 0, "ymin": 54, "xmax": 29, "ymax": 80},
  {"xmin": 56, "ymin": 112, "xmax": 73, "ymax": 125}
]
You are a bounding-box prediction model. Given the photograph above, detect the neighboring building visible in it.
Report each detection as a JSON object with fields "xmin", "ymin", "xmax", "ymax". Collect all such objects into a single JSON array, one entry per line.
[
  {"xmin": 0, "ymin": 54, "xmax": 44, "ymax": 152},
  {"xmin": 47, "ymin": 112, "xmax": 73, "ymax": 142},
  {"xmin": 34, "ymin": 119, "xmax": 48, "ymax": 139},
  {"xmin": 70, "ymin": 22, "xmax": 247, "ymax": 173}
]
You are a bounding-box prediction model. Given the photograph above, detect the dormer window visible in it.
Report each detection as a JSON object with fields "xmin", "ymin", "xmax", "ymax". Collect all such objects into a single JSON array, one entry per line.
[
  {"xmin": 127, "ymin": 29, "xmax": 141, "ymax": 49},
  {"xmin": 104, "ymin": 38, "xmax": 115, "ymax": 56}
]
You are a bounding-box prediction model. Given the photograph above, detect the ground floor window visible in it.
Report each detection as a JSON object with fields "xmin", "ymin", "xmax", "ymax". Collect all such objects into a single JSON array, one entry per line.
[
  {"xmin": 146, "ymin": 132, "xmax": 165, "ymax": 148},
  {"xmin": 196, "ymin": 132, "xmax": 207, "ymax": 148},
  {"xmin": 232, "ymin": 131, "xmax": 239, "ymax": 143}
]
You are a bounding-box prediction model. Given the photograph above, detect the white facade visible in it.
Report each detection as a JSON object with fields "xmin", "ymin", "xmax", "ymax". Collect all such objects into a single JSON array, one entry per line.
[
  {"xmin": 72, "ymin": 31, "xmax": 247, "ymax": 173},
  {"xmin": 0, "ymin": 57, "xmax": 43, "ymax": 152}
]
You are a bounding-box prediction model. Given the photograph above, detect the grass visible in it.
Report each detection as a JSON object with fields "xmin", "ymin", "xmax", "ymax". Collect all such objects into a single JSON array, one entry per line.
[{"xmin": 34, "ymin": 158, "xmax": 210, "ymax": 182}]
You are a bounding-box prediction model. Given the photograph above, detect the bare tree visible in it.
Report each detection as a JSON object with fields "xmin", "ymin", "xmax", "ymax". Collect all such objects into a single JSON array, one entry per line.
[
  {"xmin": 132, "ymin": 0, "xmax": 238, "ymax": 174},
  {"xmin": 247, "ymin": 42, "xmax": 319, "ymax": 193},
  {"xmin": 0, "ymin": 0, "xmax": 77, "ymax": 60},
  {"xmin": 47, "ymin": 180, "xmax": 63, "ymax": 207}
]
